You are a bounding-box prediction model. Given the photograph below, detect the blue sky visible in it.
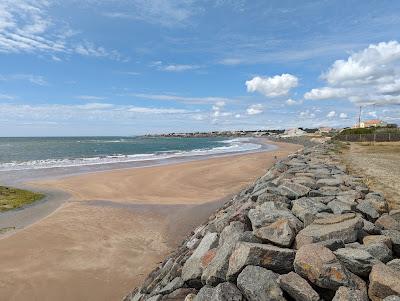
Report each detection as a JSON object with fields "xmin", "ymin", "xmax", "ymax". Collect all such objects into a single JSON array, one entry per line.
[{"xmin": 1, "ymin": 0, "xmax": 400, "ymax": 136}]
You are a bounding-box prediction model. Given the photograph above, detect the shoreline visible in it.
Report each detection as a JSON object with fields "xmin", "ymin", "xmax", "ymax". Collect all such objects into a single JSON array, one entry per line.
[{"xmin": 0, "ymin": 140, "xmax": 301, "ymax": 301}]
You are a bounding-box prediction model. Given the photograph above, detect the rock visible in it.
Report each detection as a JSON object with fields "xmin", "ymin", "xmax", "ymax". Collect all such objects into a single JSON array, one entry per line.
[
  {"xmin": 201, "ymin": 223, "xmax": 244, "ymax": 286},
  {"xmin": 389, "ymin": 209, "xmax": 400, "ymax": 222},
  {"xmin": 363, "ymin": 235, "xmax": 392, "ymax": 249},
  {"xmin": 237, "ymin": 265, "xmax": 285, "ymax": 301},
  {"xmin": 295, "ymin": 213, "xmax": 363, "ymax": 248},
  {"xmin": 383, "ymin": 297, "xmax": 400, "ymax": 301},
  {"xmin": 194, "ymin": 286, "xmax": 214, "ymax": 301},
  {"xmin": 227, "ymin": 242, "xmax": 295, "ymax": 280},
  {"xmin": 365, "ymin": 193, "xmax": 388, "ymax": 215},
  {"xmin": 368, "ymin": 264, "xmax": 400, "ymax": 301},
  {"xmin": 328, "ymin": 200, "xmax": 354, "ymax": 215},
  {"xmin": 278, "ymin": 271, "xmax": 320, "ymax": 301},
  {"xmin": 315, "ymin": 239, "xmax": 345, "ymax": 251},
  {"xmin": 148, "ymin": 295, "xmax": 163, "ymax": 301},
  {"xmin": 292, "ymin": 198, "xmax": 330, "ymax": 222},
  {"xmin": 334, "ymin": 248, "xmax": 380, "ymax": 277},
  {"xmin": 387, "ymin": 259, "xmax": 400, "ymax": 271},
  {"xmin": 162, "ymin": 288, "xmax": 197, "ymax": 300},
  {"xmin": 184, "ymin": 294, "xmax": 196, "ymax": 301},
  {"xmin": 294, "ymin": 244, "xmax": 357, "ymax": 291},
  {"xmin": 158, "ymin": 277, "xmax": 184, "ymax": 295},
  {"xmin": 332, "ymin": 286, "xmax": 367, "ymax": 301},
  {"xmin": 248, "ymin": 202, "xmax": 303, "ymax": 232},
  {"xmin": 381, "ymin": 230, "xmax": 400, "ymax": 256},
  {"xmin": 362, "ymin": 219, "xmax": 381, "ymax": 235},
  {"xmin": 182, "ymin": 232, "xmax": 219, "ymax": 284},
  {"xmin": 375, "ymin": 214, "xmax": 400, "ymax": 231},
  {"xmin": 356, "ymin": 201, "xmax": 380, "ymax": 221},
  {"xmin": 253, "ymin": 218, "xmax": 295, "ymax": 247},
  {"xmin": 317, "ymin": 178, "xmax": 343, "ymax": 187},
  {"xmin": 211, "ymin": 282, "xmax": 243, "ymax": 301},
  {"xmin": 363, "ymin": 243, "xmax": 393, "ymax": 263},
  {"xmin": 256, "ymin": 193, "xmax": 291, "ymax": 205},
  {"xmin": 277, "ymin": 181, "xmax": 311, "ymax": 200}
]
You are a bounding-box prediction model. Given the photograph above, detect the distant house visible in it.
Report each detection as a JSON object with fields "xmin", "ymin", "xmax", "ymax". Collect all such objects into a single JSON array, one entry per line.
[{"xmin": 358, "ymin": 119, "xmax": 387, "ymax": 128}]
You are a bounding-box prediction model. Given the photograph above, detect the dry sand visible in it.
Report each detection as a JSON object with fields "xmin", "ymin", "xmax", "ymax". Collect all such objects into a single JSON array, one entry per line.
[{"xmin": 0, "ymin": 141, "xmax": 300, "ymax": 301}]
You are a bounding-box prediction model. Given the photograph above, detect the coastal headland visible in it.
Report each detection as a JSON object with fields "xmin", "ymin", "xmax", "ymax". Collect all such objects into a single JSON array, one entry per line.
[{"xmin": 0, "ymin": 140, "xmax": 300, "ymax": 301}]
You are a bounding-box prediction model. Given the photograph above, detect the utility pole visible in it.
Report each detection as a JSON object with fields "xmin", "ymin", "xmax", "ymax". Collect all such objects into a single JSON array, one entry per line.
[{"xmin": 358, "ymin": 106, "xmax": 362, "ymax": 128}]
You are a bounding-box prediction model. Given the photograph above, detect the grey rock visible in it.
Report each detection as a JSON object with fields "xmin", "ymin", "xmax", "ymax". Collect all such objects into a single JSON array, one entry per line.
[
  {"xmin": 279, "ymin": 271, "xmax": 320, "ymax": 301},
  {"xmin": 211, "ymin": 282, "xmax": 243, "ymax": 301},
  {"xmin": 295, "ymin": 213, "xmax": 363, "ymax": 248},
  {"xmin": 368, "ymin": 264, "xmax": 400, "ymax": 301},
  {"xmin": 328, "ymin": 200, "xmax": 354, "ymax": 215},
  {"xmin": 356, "ymin": 201, "xmax": 380, "ymax": 221},
  {"xmin": 375, "ymin": 214, "xmax": 400, "ymax": 231},
  {"xmin": 332, "ymin": 286, "xmax": 367, "ymax": 301},
  {"xmin": 292, "ymin": 198, "xmax": 330, "ymax": 222},
  {"xmin": 294, "ymin": 244, "xmax": 358, "ymax": 291},
  {"xmin": 182, "ymin": 232, "xmax": 219, "ymax": 283},
  {"xmin": 237, "ymin": 265, "xmax": 285, "ymax": 301},
  {"xmin": 363, "ymin": 243, "xmax": 393, "ymax": 263},
  {"xmin": 317, "ymin": 178, "xmax": 343, "ymax": 187},
  {"xmin": 253, "ymin": 218, "xmax": 295, "ymax": 247},
  {"xmin": 201, "ymin": 222, "xmax": 244, "ymax": 286},
  {"xmin": 363, "ymin": 235, "xmax": 392, "ymax": 249},
  {"xmin": 382, "ymin": 230, "xmax": 400, "ymax": 256},
  {"xmin": 365, "ymin": 193, "xmax": 388, "ymax": 215},
  {"xmin": 158, "ymin": 277, "xmax": 184, "ymax": 295},
  {"xmin": 277, "ymin": 181, "xmax": 311, "ymax": 200},
  {"xmin": 334, "ymin": 248, "xmax": 380, "ymax": 277},
  {"xmin": 248, "ymin": 202, "xmax": 303, "ymax": 232},
  {"xmin": 148, "ymin": 295, "xmax": 163, "ymax": 301},
  {"xmin": 194, "ymin": 286, "xmax": 214, "ymax": 301},
  {"xmin": 389, "ymin": 209, "xmax": 400, "ymax": 222},
  {"xmin": 162, "ymin": 288, "xmax": 197, "ymax": 300},
  {"xmin": 387, "ymin": 259, "xmax": 400, "ymax": 271},
  {"xmin": 184, "ymin": 294, "xmax": 196, "ymax": 301},
  {"xmin": 362, "ymin": 219, "xmax": 382, "ymax": 235},
  {"xmin": 315, "ymin": 239, "xmax": 345, "ymax": 251},
  {"xmin": 383, "ymin": 296, "xmax": 400, "ymax": 301},
  {"xmin": 227, "ymin": 242, "xmax": 295, "ymax": 280}
]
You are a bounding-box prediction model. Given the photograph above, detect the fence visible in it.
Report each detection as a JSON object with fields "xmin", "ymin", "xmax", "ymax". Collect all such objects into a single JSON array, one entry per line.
[{"xmin": 335, "ymin": 131, "xmax": 400, "ymax": 142}]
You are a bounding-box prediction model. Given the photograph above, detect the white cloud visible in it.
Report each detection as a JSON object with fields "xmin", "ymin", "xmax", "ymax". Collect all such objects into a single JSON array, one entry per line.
[
  {"xmin": 246, "ymin": 104, "xmax": 263, "ymax": 115},
  {"xmin": 76, "ymin": 95, "xmax": 107, "ymax": 101},
  {"xmin": 0, "ymin": 1, "xmax": 125, "ymax": 60},
  {"xmin": 305, "ymin": 41, "xmax": 400, "ymax": 105},
  {"xmin": 131, "ymin": 93, "xmax": 236, "ymax": 105},
  {"xmin": 246, "ymin": 74, "xmax": 298, "ymax": 97},
  {"xmin": 162, "ymin": 64, "xmax": 200, "ymax": 72},
  {"xmin": 286, "ymin": 98, "xmax": 302, "ymax": 105},
  {"xmin": 299, "ymin": 110, "xmax": 316, "ymax": 119},
  {"xmin": 76, "ymin": 103, "xmax": 114, "ymax": 110},
  {"xmin": 367, "ymin": 111, "xmax": 377, "ymax": 118},
  {"xmin": 339, "ymin": 113, "xmax": 348, "ymax": 118},
  {"xmin": 0, "ymin": 74, "xmax": 47, "ymax": 86},
  {"xmin": 326, "ymin": 111, "xmax": 336, "ymax": 118},
  {"xmin": 0, "ymin": 93, "xmax": 15, "ymax": 100},
  {"xmin": 304, "ymin": 87, "xmax": 349, "ymax": 100}
]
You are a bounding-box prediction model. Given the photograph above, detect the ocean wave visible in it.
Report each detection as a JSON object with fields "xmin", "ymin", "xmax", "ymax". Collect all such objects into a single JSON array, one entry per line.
[{"xmin": 0, "ymin": 138, "xmax": 262, "ymax": 171}]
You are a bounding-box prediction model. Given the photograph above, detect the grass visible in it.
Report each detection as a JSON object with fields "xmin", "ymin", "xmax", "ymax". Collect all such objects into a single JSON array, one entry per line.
[{"xmin": 0, "ymin": 186, "xmax": 45, "ymax": 212}]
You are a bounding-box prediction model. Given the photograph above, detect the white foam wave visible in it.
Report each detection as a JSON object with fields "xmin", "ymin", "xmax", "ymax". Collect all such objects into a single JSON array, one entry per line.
[{"xmin": 0, "ymin": 138, "xmax": 262, "ymax": 171}]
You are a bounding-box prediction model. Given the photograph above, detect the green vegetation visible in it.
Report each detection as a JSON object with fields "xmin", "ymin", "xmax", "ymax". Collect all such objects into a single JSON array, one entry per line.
[{"xmin": 0, "ymin": 186, "xmax": 44, "ymax": 212}]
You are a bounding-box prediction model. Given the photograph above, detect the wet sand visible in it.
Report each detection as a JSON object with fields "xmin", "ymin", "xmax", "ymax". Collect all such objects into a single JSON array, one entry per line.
[{"xmin": 0, "ymin": 141, "xmax": 301, "ymax": 301}]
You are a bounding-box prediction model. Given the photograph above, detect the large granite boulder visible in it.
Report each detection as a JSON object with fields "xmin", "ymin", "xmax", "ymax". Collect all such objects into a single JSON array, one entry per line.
[
  {"xmin": 334, "ymin": 248, "xmax": 380, "ymax": 277},
  {"xmin": 253, "ymin": 218, "xmax": 295, "ymax": 247},
  {"xmin": 237, "ymin": 265, "xmax": 285, "ymax": 301},
  {"xmin": 294, "ymin": 244, "xmax": 361, "ymax": 291},
  {"xmin": 278, "ymin": 271, "xmax": 320, "ymax": 301},
  {"xmin": 368, "ymin": 264, "xmax": 400, "ymax": 301},
  {"xmin": 182, "ymin": 232, "xmax": 219, "ymax": 284},
  {"xmin": 227, "ymin": 242, "xmax": 295, "ymax": 280},
  {"xmin": 332, "ymin": 286, "xmax": 368, "ymax": 301},
  {"xmin": 295, "ymin": 213, "xmax": 363, "ymax": 248},
  {"xmin": 277, "ymin": 181, "xmax": 311, "ymax": 200},
  {"xmin": 291, "ymin": 197, "xmax": 330, "ymax": 222},
  {"xmin": 211, "ymin": 282, "xmax": 243, "ymax": 301}
]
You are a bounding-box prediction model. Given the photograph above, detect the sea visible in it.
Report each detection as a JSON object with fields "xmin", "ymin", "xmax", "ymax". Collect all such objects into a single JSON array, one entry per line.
[{"xmin": 0, "ymin": 136, "xmax": 273, "ymax": 184}]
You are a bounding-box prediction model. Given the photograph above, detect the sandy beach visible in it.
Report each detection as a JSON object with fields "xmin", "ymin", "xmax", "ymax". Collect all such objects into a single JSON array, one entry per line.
[{"xmin": 0, "ymin": 141, "xmax": 301, "ymax": 301}]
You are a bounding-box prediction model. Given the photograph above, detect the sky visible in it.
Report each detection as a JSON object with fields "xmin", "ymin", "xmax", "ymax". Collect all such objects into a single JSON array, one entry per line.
[{"xmin": 1, "ymin": 0, "xmax": 400, "ymax": 136}]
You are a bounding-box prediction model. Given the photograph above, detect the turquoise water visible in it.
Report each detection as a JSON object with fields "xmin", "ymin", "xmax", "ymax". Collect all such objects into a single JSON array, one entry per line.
[{"xmin": 0, "ymin": 136, "xmax": 262, "ymax": 171}]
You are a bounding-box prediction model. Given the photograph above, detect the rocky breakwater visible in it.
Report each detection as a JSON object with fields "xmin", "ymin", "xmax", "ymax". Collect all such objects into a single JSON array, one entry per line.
[{"xmin": 123, "ymin": 143, "xmax": 400, "ymax": 301}]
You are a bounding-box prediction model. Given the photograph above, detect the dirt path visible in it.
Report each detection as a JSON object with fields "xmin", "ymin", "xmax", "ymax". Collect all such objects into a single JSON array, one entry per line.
[{"xmin": 341, "ymin": 142, "xmax": 400, "ymax": 210}]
